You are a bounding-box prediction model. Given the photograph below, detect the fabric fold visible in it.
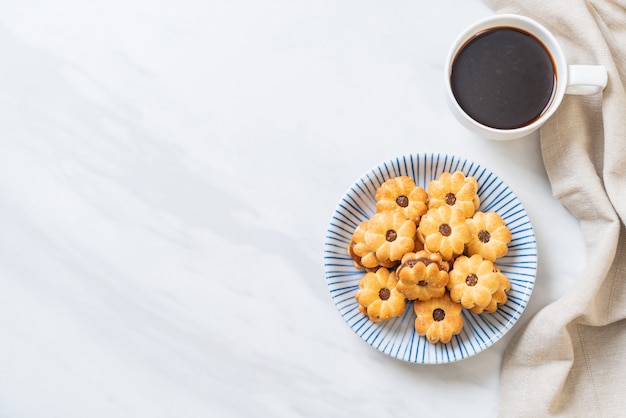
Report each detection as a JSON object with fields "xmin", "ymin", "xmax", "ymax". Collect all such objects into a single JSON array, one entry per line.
[{"xmin": 484, "ymin": 0, "xmax": 626, "ymax": 416}]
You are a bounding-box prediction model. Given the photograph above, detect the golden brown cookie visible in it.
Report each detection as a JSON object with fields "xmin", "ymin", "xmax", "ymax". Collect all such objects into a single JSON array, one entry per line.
[
  {"xmin": 447, "ymin": 254, "xmax": 500, "ymax": 310},
  {"xmin": 466, "ymin": 211, "xmax": 512, "ymax": 261},
  {"xmin": 418, "ymin": 205, "xmax": 471, "ymax": 261},
  {"xmin": 396, "ymin": 250, "xmax": 450, "ymax": 301},
  {"xmin": 364, "ymin": 210, "xmax": 416, "ymax": 264},
  {"xmin": 470, "ymin": 264, "xmax": 511, "ymax": 314},
  {"xmin": 375, "ymin": 176, "xmax": 428, "ymax": 223},
  {"xmin": 349, "ymin": 220, "xmax": 397, "ymax": 270},
  {"xmin": 414, "ymin": 292, "xmax": 464, "ymax": 344},
  {"xmin": 427, "ymin": 171, "xmax": 479, "ymax": 218},
  {"xmin": 355, "ymin": 268, "xmax": 406, "ymax": 322}
]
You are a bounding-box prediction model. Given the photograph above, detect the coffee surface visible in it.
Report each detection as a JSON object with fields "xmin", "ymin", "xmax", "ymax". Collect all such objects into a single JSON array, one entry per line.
[{"xmin": 451, "ymin": 27, "xmax": 555, "ymax": 130}]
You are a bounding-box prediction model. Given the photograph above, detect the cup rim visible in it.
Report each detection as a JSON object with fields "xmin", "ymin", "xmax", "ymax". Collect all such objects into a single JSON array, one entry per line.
[{"xmin": 444, "ymin": 13, "xmax": 567, "ymax": 138}]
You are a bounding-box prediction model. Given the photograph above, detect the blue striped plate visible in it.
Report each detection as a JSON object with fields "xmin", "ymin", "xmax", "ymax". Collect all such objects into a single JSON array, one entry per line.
[{"xmin": 323, "ymin": 153, "xmax": 537, "ymax": 364}]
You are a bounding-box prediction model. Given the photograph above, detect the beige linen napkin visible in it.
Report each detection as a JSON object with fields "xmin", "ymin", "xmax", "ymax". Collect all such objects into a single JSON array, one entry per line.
[{"xmin": 484, "ymin": 0, "xmax": 626, "ymax": 416}]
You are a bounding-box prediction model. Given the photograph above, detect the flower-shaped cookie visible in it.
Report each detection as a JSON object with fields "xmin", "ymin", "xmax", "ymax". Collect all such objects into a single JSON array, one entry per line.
[
  {"xmin": 396, "ymin": 250, "xmax": 450, "ymax": 301},
  {"xmin": 355, "ymin": 268, "xmax": 406, "ymax": 322},
  {"xmin": 418, "ymin": 205, "xmax": 471, "ymax": 260},
  {"xmin": 447, "ymin": 254, "xmax": 501, "ymax": 309},
  {"xmin": 466, "ymin": 211, "xmax": 512, "ymax": 261},
  {"xmin": 427, "ymin": 171, "xmax": 479, "ymax": 218},
  {"xmin": 364, "ymin": 211, "xmax": 416, "ymax": 264},
  {"xmin": 349, "ymin": 220, "xmax": 397, "ymax": 270},
  {"xmin": 414, "ymin": 292, "xmax": 464, "ymax": 344},
  {"xmin": 375, "ymin": 176, "xmax": 428, "ymax": 223},
  {"xmin": 469, "ymin": 264, "xmax": 511, "ymax": 314}
]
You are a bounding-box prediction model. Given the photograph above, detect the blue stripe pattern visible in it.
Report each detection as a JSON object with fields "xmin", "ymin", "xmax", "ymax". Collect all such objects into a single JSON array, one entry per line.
[{"xmin": 323, "ymin": 153, "xmax": 538, "ymax": 364}]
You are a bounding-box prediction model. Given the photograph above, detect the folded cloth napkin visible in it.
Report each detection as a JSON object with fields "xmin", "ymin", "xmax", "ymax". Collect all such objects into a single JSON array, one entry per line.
[{"xmin": 484, "ymin": 0, "xmax": 626, "ymax": 416}]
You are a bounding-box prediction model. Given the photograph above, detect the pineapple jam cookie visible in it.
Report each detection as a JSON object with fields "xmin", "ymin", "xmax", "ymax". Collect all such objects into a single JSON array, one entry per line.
[
  {"xmin": 355, "ymin": 268, "xmax": 406, "ymax": 322},
  {"xmin": 349, "ymin": 220, "xmax": 396, "ymax": 270},
  {"xmin": 396, "ymin": 250, "xmax": 450, "ymax": 301},
  {"xmin": 466, "ymin": 211, "xmax": 512, "ymax": 261},
  {"xmin": 364, "ymin": 210, "xmax": 416, "ymax": 264},
  {"xmin": 427, "ymin": 171, "xmax": 479, "ymax": 218},
  {"xmin": 418, "ymin": 205, "xmax": 471, "ymax": 261},
  {"xmin": 414, "ymin": 292, "xmax": 464, "ymax": 344},
  {"xmin": 375, "ymin": 176, "xmax": 428, "ymax": 223},
  {"xmin": 447, "ymin": 254, "xmax": 501, "ymax": 310},
  {"xmin": 470, "ymin": 264, "xmax": 511, "ymax": 314}
]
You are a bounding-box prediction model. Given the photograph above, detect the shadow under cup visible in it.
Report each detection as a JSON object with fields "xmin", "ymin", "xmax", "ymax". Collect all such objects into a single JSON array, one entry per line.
[{"xmin": 445, "ymin": 15, "xmax": 569, "ymax": 141}]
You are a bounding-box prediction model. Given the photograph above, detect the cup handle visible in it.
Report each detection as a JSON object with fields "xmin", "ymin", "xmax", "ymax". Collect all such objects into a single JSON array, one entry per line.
[{"xmin": 566, "ymin": 65, "xmax": 608, "ymax": 95}]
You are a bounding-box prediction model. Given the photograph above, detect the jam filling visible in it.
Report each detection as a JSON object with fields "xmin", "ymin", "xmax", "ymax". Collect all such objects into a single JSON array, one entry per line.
[
  {"xmin": 417, "ymin": 257, "xmax": 433, "ymax": 266},
  {"xmin": 386, "ymin": 230, "xmax": 397, "ymax": 242},
  {"xmin": 397, "ymin": 257, "xmax": 446, "ymax": 278},
  {"xmin": 418, "ymin": 280, "xmax": 428, "ymax": 286},
  {"xmin": 396, "ymin": 195, "xmax": 409, "ymax": 207},
  {"xmin": 379, "ymin": 288, "xmax": 391, "ymax": 300},
  {"xmin": 478, "ymin": 230, "xmax": 491, "ymax": 243},
  {"xmin": 406, "ymin": 259, "xmax": 420, "ymax": 267},
  {"xmin": 466, "ymin": 273, "xmax": 479, "ymax": 286},
  {"xmin": 439, "ymin": 224, "xmax": 452, "ymax": 237},
  {"xmin": 433, "ymin": 308, "xmax": 445, "ymax": 321},
  {"xmin": 445, "ymin": 193, "xmax": 457, "ymax": 206}
]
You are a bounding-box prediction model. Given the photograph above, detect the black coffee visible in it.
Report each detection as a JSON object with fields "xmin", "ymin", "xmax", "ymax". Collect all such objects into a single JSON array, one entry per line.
[{"xmin": 451, "ymin": 27, "xmax": 556, "ymax": 130}]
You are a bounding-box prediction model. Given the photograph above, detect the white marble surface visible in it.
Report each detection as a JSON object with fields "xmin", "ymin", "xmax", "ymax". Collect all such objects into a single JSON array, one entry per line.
[{"xmin": 0, "ymin": 1, "xmax": 586, "ymax": 417}]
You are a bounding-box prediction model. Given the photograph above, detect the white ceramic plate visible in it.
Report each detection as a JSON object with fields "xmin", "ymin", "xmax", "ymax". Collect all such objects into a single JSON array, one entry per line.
[{"xmin": 323, "ymin": 153, "xmax": 537, "ymax": 364}]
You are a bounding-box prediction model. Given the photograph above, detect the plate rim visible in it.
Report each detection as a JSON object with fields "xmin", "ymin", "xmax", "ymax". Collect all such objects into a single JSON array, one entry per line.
[{"xmin": 323, "ymin": 152, "xmax": 538, "ymax": 364}]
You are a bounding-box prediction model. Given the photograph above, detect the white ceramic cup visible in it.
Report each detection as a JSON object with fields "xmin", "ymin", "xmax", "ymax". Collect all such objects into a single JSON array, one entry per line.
[{"xmin": 445, "ymin": 14, "xmax": 608, "ymax": 141}]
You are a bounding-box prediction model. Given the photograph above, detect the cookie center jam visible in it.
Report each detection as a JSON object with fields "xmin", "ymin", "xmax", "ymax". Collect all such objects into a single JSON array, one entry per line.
[
  {"xmin": 433, "ymin": 308, "xmax": 445, "ymax": 321},
  {"xmin": 418, "ymin": 280, "xmax": 428, "ymax": 286},
  {"xmin": 445, "ymin": 193, "xmax": 457, "ymax": 206},
  {"xmin": 397, "ymin": 257, "xmax": 447, "ymax": 278},
  {"xmin": 396, "ymin": 195, "xmax": 409, "ymax": 207},
  {"xmin": 379, "ymin": 288, "xmax": 391, "ymax": 300},
  {"xmin": 386, "ymin": 230, "xmax": 397, "ymax": 242},
  {"xmin": 439, "ymin": 224, "xmax": 452, "ymax": 237},
  {"xmin": 417, "ymin": 258, "xmax": 433, "ymax": 267},
  {"xmin": 406, "ymin": 259, "xmax": 419, "ymax": 267},
  {"xmin": 466, "ymin": 274, "xmax": 479, "ymax": 286},
  {"xmin": 478, "ymin": 230, "xmax": 491, "ymax": 243}
]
